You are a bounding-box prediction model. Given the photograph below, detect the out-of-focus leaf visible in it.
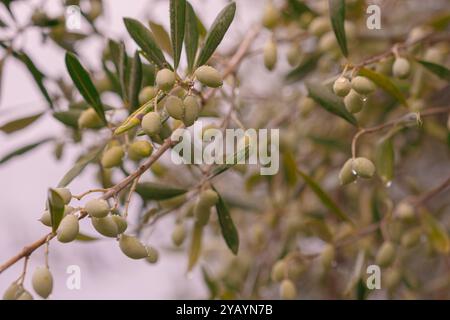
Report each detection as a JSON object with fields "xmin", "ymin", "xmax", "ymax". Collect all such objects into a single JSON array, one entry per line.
[
  {"xmin": 428, "ymin": 12, "xmax": 450, "ymax": 30},
  {"xmin": 210, "ymin": 144, "xmax": 249, "ymax": 178},
  {"xmin": 304, "ymin": 218, "xmax": 333, "ymax": 242},
  {"xmin": 149, "ymin": 21, "xmax": 173, "ymax": 57},
  {"xmin": 201, "ymin": 266, "xmax": 219, "ymax": 299},
  {"xmin": 118, "ymin": 42, "xmax": 129, "ymax": 102},
  {"xmin": 0, "ymin": 57, "xmax": 4, "ymax": 102},
  {"xmin": 284, "ymin": 0, "xmax": 315, "ymax": 18},
  {"xmin": 344, "ymin": 250, "xmax": 365, "ymax": 297},
  {"xmin": 328, "ymin": 0, "xmax": 348, "ymax": 57},
  {"xmin": 306, "ymin": 82, "xmax": 357, "ymax": 126},
  {"xmin": 213, "ymin": 186, "xmax": 239, "ymax": 255},
  {"xmin": 195, "ymin": 2, "xmax": 236, "ymax": 67},
  {"xmin": 142, "ymin": 63, "xmax": 156, "ymax": 86},
  {"xmin": 358, "ymin": 67, "xmax": 408, "ymax": 107},
  {"xmin": 65, "ymin": 52, "xmax": 106, "ymax": 123},
  {"xmin": 375, "ymin": 136, "xmax": 394, "ymax": 186},
  {"xmin": 75, "ymin": 233, "xmax": 99, "ymax": 241},
  {"xmin": 48, "ymin": 188, "xmax": 65, "ymax": 232},
  {"xmin": 297, "ymin": 168, "xmax": 353, "ymax": 223},
  {"xmin": 422, "ymin": 212, "xmax": 450, "ymax": 254},
  {"xmin": 0, "ymin": 112, "xmax": 44, "ymax": 134},
  {"xmin": 57, "ymin": 145, "xmax": 104, "ymax": 187},
  {"xmin": 188, "ymin": 221, "xmax": 203, "ymax": 271},
  {"xmin": 0, "ymin": 137, "xmax": 52, "ymax": 165},
  {"xmin": 128, "ymin": 51, "xmax": 142, "ymax": 112},
  {"xmin": 282, "ymin": 150, "xmax": 298, "ymax": 186},
  {"xmin": 184, "ymin": 1, "xmax": 199, "ymax": 73},
  {"xmin": 15, "ymin": 51, "xmax": 53, "ymax": 109},
  {"xmin": 136, "ymin": 182, "xmax": 187, "ymax": 200},
  {"xmin": 170, "ymin": 0, "xmax": 186, "ymax": 69},
  {"xmin": 285, "ymin": 54, "xmax": 320, "ymax": 82},
  {"xmin": 307, "ymin": 135, "xmax": 349, "ymax": 152},
  {"xmin": 53, "ymin": 109, "xmax": 82, "ymax": 128},
  {"xmin": 108, "ymin": 39, "xmax": 122, "ymax": 71},
  {"xmin": 123, "ymin": 18, "xmax": 167, "ymax": 69},
  {"xmin": 417, "ymin": 59, "xmax": 450, "ymax": 82}
]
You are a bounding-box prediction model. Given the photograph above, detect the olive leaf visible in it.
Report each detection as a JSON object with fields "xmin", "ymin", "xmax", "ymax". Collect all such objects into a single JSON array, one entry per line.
[
  {"xmin": 358, "ymin": 67, "xmax": 408, "ymax": 107},
  {"xmin": 15, "ymin": 51, "xmax": 54, "ymax": 109},
  {"xmin": 297, "ymin": 168, "xmax": 353, "ymax": 223},
  {"xmin": 282, "ymin": 149, "xmax": 298, "ymax": 186},
  {"xmin": 123, "ymin": 18, "xmax": 168, "ymax": 69},
  {"xmin": 306, "ymin": 82, "xmax": 358, "ymax": 126},
  {"xmin": 184, "ymin": 1, "xmax": 199, "ymax": 73},
  {"xmin": 209, "ymin": 144, "xmax": 250, "ymax": 178},
  {"xmin": 375, "ymin": 136, "xmax": 394, "ymax": 185},
  {"xmin": 53, "ymin": 109, "xmax": 82, "ymax": 129},
  {"xmin": 417, "ymin": 59, "xmax": 450, "ymax": 82},
  {"xmin": 195, "ymin": 2, "xmax": 236, "ymax": 67},
  {"xmin": 284, "ymin": 0, "xmax": 315, "ymax": 18},
  {"xmin": 118, "ymin": 42, "xmax": 129, "ymax": 102},
  {"xmin": 212, "ymin": 186, "xmax": 239, "ymax": 255},
  {"xmin": 0, "ymin": 112, "xmax": 44, "ymax": 134},
  {"xmin": 149, "ymin": 21, "xmax": 173, "ymax": 57},
  {"xmin": 169, "ymin": 0, "xmax": 186, "ymax": 70},
  {"xmin": 285, "ymin": 54, "xmax": 321, "ymax": 82},
  {"xmin": 108, "ymin": 39, "xmax": 122, "ymax": 71},
  {"xmin": 48, "ymin": 188, "xmax": 65, "ymax": 232},
  {"xmin": 201, "ymin": 266, "xmax": 219, "ymax": 299},
  {"xmin": 422, "ymin": 212, "xmax": 450, "ymax": 254},
  {"xmin": 188, "ymin": 222, "xmax": 204, "ymax": 271},
  {"xmin": 75, "ymin": 233, "xmax": 99, "ymax": 241},
  {"xmin": 328, "ymin": 0, "xmax": 348, "ymax": 57},
  {"xmin": 128, "ymin": 51, "xmax": 142, "ymax": 112},
  {"xmin": 136, "ymin": 182, "xmax": 187, "ymax": 200},
  {"xmin": 0, "ymin": 137, "xmax": 52, "ymax": 165},
  {"xmin": 57, "ymin": 146, "xmax": 104, "ymax": 187},
  {"xmin": 65, "ymin": 52, "xmax": 106, "ymax": 123}
]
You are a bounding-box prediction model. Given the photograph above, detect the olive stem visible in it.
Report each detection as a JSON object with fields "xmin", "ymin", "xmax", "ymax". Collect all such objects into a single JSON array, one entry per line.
[{"xmin": 73, "ymin": 188, "xmax": 109, "ymax": 201}]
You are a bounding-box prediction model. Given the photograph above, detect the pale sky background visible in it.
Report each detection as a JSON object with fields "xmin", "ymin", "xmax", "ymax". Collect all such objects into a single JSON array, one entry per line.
[{"xmin": 0, "ymin": 0, "xmax": 264, "ymax": 299}]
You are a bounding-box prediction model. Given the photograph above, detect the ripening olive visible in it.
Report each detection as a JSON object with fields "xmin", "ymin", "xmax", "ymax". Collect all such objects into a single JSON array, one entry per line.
[
  {"xmin": 344, "ymin": 89, "xmax": 364, "ymax": 114},
  {"xmin": 352, "ymin": 157, "xmax": 376, "ymax": 179},
  {"xmin": 85, "ymin": 199, "xmax": 110, "ymax": 218},
  {"xmin": 194, "ymin": 66, "xmax": 223, "ymax": 88},
  {"xmin": 128, "ymin": 140, "xmax": 153, "ymax": 161},
  {"xmin": 263, "ymin": 39, "xmax": 277, "ymax": 71},
  {"xmin": 262, "ymin": 1, "xmax": 280, "ymax": 29},
  {"xmin": 32, "ymin": 266, "xmax": 53, "ymax": 299},
  {"xmin": 271, "ymin": 260, "xmax": 286, "ymax": 282},
  {"xmin": 91, "ymin": 216, "xmax": 119, "ymax": 237},
  {"xmin": 141, "ymin": 112, "xmax": 162, "ymax": 136},
  {"xmin": 119, "ymin": 234, "xmax": 148, "ymax": 259},
  {"xmin": 111, "ymin": 215, "xmax": 128, "ymax": 234},
  {"xmin": 375, "ymin": 241, "xmax": 396, "ymax": 267},
  {"xmin": 351, "ymin": 76, "xmax": 376, "ymax": 95},
  {"xmin": 280, "ymin": 279, "xmax": 297, "ymax": 300},
  {"xmin": 146, "ymin": 246, "xmax": 159, "ymax": 264},
  {"xmin": 183, "ymin": 95, "xmax": 200, "ymax": 127},
  {"xmin": 339, "ymin": 159, "xmax": 357, "ymax": 185},
  {"xmin": 101, "ymin": 146, "xmax": 124, "ymax": 168},
  {"xmin": 3, "ymin": 282, "xmax": 24, "ymax": 300},
  {"xmin": 57, "ymin": 214, "xmax": 79, "ymax": 243},
  {"xmin": 333, "ymin": 77, "xmax": 351, "ymax": 97},
  {"xmin": 156, "ymin": 68, "xmax": 175, "ymax": 92},
  {"xmin": 78, "ymin": 108, "xmax": 103, "ymax": 129},
  {"xmin": 392, "ymin": 57, "xmax": 411, "ymax": 79},
  {"xmin": 165, "ymin": 95, "xmax": 184, "ymax": 120},
  {"xmin": 138, "ymin": 86, "xmax": 157, "ymax": 105}
]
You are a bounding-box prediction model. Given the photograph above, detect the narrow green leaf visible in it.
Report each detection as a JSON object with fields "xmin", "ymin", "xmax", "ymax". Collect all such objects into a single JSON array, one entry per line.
[
  {"xmin": 136, "ymin": 182, "xmax": 187, "ymax": 200},
  {"xmin": 75, "ymin": 233, "xmax": 99, "ymax": 241},
  {"xmin": 0, "ymin": 138, "xmax": 52, "ymax": 165},
  {"xmin": 210, "ymin": 144, "xmax": 249, "ymax": 178},
  {"xmin": 170, "ymin": 0, "xmax": 186, "ymax": 70},
  {"xmin": 417, "ymin": 59, "xmax": 450, "ymax": 82},
  {"xmin": 297, "ymin": 168, "xmax": 353, "ymax": 223},
  {"xmin": 48, "ymin": 188, "xmax": 65, "ymax": 232},
  {"xmin": 328, "ymin": 0, "xmax": 348, "ymax": 57},
  {"xmin": 108, "ymin": 39, "xmax": 122, "ymax": 71},
  {"xmin": 201, "ymin": 266, "xmax": 219, "ymax": 299},
  {"xmin": 128, "ymin": 51, "xmax": 142, "ymax": 112},
  {"xmin": 422, "ymin": 212, "xmax": 450, "ymax": 254},
  {"xmin": 57, "ymin": 146, "xmax": 104, "ymax": 187},
  {"xmin": 188, "ymin": 221, "xmax": 203, "ymax": 271},
  {"xmin": 282, "ymin": 150, "xmax": 298, "ymax": 186},
  {"xmin": 428, "ymin": 12, "xmax": 450, "ymax": 30},
  {"xmin": 0, "ymin": 57, "xmax": 4, "ymax": 102},
  {"xmin": 195, "ymin": 2, "xmax": 236, "ymax": 67},
  {"xmin": 53, "ymin": 110, "xmax": 82, "ymax": 128},
  {"xmin": 0, "ymin": 112, "xmax": 44, "ymax": 134},
  {"xmin": 123, "ymin": 18, "xmax": 167, "ymax": 69},
  {"xmin": 118, "ymin": 42, "xmax": 129, "ymax": 102},
  {"xmin": 65, "ymin": 52, "xmax": 106, "ymax": 123},
  {"xmin": 213, "ymin": 186, "xmax": 239, "ymax": 255},
  {"xmin": 375, "ymin": 136, "xmax": 394, "ymax": 185},
  {"xmin": 306, "ymin": 82, "xmax": 357, "ymax": 126},
  {"xmin": 358, "ymin": 67, "xmax": 408, "ymax": 107},
  {"xmin": 184, "ymin": 1, "xmax": 199, "ymax": 73},
  {"xmin": 16, "ymin": 51, "xmax": 53, "ymax": 109},
  {"xmin": 285, "ymin": 54, "xmax": 320, "ymax": 82},
  {"xmin": 149, "ymin": 21, "xmax": 173, "ymax": 57}
]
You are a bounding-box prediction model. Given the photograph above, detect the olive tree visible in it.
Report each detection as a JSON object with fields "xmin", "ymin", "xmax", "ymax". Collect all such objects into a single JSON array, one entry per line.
[{"xmin": 1, "ymin": 0, "xmax": 450, "ymax": 300}]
